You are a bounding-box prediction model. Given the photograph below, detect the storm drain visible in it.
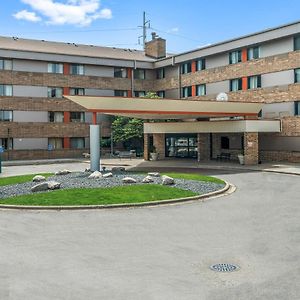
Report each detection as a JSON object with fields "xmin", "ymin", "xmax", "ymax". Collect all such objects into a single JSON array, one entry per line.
[{"xmin": 210, "ymin": 263, "xmax": 239, "ymax": 272}]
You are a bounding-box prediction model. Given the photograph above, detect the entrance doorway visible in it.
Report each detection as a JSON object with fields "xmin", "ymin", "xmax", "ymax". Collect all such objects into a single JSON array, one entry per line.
[{"xmin": 165, "ymin": 134, "xmax": 197, "ymax": 158}]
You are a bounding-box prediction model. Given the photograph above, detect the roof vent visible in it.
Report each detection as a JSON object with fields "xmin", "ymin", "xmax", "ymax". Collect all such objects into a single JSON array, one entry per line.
[{"xmin": 12, "ymin": 36, "xmax": 19, "ymax": 41}]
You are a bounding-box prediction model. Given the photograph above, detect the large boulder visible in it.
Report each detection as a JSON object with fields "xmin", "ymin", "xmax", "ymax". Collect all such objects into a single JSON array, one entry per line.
[
  {"xmin": 55, "ymin": 169, "xmax": 72, "ymax": 176},
  {"xmin": 162, "ymin": 175, "xmax": 175, "ymax": 185},
  {"xmin": 31, "ymin": 182, "xmax": 49, "ymax": 192},
  {"xmin": 103, "ymin": 172, "xmax": 113, "ymax": 178},
  {"xmin": 112, "ymin": 166, "xmax": 126, "ymax": 172},
  {"xmin": 88, "ymin": 171, "xmax": 102, "ymax": 179},
  {"xmin": 47, "ymin": 181, "xmax": 61, "ymax": 190},
  {"xmin": 142, "ymin": 176, "xmax": 154, "ymax": 183},
  {"xmin": 122, "ymin": 177, "xmax": 137, "ymax": 184},
  {"xmin": 32, "ymin": 175, "xmax": 46, "ymax": 182},
  {"xmin": 148, "ymin": 172, "xmax": 160, "ymax": 177}
]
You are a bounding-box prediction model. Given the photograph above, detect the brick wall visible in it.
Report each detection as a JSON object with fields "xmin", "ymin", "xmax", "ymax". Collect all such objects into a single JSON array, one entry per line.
[
  {"xmin": 244, "ymin": 132, "xmax": 259, "ymax": 165},
  {"xmin": 153, "ymin": 133, "xmax": 165, "ymax": 159},
  {"xmin": 260, "ymin": 150, "xmax": 300, "ymax": 162}
]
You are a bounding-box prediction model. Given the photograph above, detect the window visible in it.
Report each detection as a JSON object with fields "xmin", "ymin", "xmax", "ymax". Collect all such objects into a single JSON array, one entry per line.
[
  {"xmin": 295, "ymin": 68, "xmax": 300, "ymax": 83},
  {"xmin": 114, "ymin": 67, "xmax": 127, "ymax": 78},
  {"xmin": 47, "ymin": 87, "xmax": 63, "ymax": 98},
  {"xmin": 248, "ymin": 75, "xmax": 261, "ymax": 89},
  {"xmin": 221, "ymin": 136, "xmax": 230, "ymax": 149},
  {"xmin": 0, "ymin": 85, "xmax": 13, "ymax": 96},
  {"xmin": 247, "ymin": 46, "xmax": 260, "ymax": 60},
  {"xmin": 0, "ymin": 59, "xmax": 12, "ymax": 70},
  {"xmin": 181, "ymin": 62, "xmax": 191, "ymax": 74},
  {"xmin": 70, "ymin": 112, "xmax": 85, "ymax": 123},
  {"xmin": 48, "ymin": 63, "xmax": 63, "ymax": 74},
  {"xmin": 48, "ymin": 112, "xmax": 64, "ymax": 123},
  {"xmin": 230, "ymin": 78, "xmax": 242, "ymax": 91},
  {"xmin": 70, "ymin": 64, "xmax": 84, "ymax": 75},
  {"xmin": 295, "ymin": 101, "xmax": 300, "ymax": 116},
  {"xmin": 48, "ymin": 138, "xmax": 63, "ymax": 150},
  {"xmin": 196, "ymin": 59, "xmax": 206, "ymax": 71},
  {"xmin": 294, "ymin": 35, "xmax": 300, "ymax": 51},
  {"xmin": 156, "ymin": 68, "xmax": 165, "ymax": 79},
  {"xmin": 182, "ymin": 86, "xmax": 192, "ymax": 98},
  {"xmin": 229, "ymin": 50, "xmax": 242, "ymax": 64},
  {"xmin": 157, "ymin": 91, "xmax": 165, "ymax": 98},
  {"xmin": 70, "ymin": 137, "xmax": 85, "ymax": 149},
  {"xmin": 134, "ymin": 91, "xmax": 146, "ymax": 97},
  {"xmin": 0, "ymin": 138, "xmax": 13, "ymax": 150},
  {"xmin": 0, "ymin": 110, "xmax": 13, "ymax": 121},
  {"xmin": 196, "ymin": 84, "xmax": 206, "ymax": 96},
  {"xmin": 134, "ymin": 69, "xmax": 146, "ymax": 79},
  {"xmin": 114, "ymin": 90, "xmax": 128, "ymax": 97},
  {"xmin": 70, "ymin": 88, "xmax": 85, "ymax": 96}
]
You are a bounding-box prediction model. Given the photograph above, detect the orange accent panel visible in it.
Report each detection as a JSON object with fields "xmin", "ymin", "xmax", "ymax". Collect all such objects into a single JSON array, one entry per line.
[
  {"xmin": 64, "ymin": 112, "xmax": 70, "ymax": 123},
  {"xmin": 63, "ymin": 87, "xmax": 70, "ymax": 95},
  {"xmin": 191, "ymin": 61, "xmax": 196, "ymax": 73},
  {"xmin": 92, "ymin": 112, "xmax": 97, "ymax": 125},
  {"xmin": 191, "ymin": 85, "xmax": 196, "ymax": 97},
  {"xmin": 63, "ymin": 63, "xmax": 70, "ymax": 75},
  {"xmin": 127, "ymin": 68, "xmax": 132, "ymax": 78},
  {"xmin": 127, "ymin": 90, "xmax": 133, "ymax": 98},
  {"xmin": 242, "ymin": 77, "xmax": 248, "ymax": 90},
  {"xmin": 64, "ymin": 137, "xmax": 70, "ymax": 149},
  {"xmin": 242, "ymin": 48, "xmax": 247, "ymax": 62}
]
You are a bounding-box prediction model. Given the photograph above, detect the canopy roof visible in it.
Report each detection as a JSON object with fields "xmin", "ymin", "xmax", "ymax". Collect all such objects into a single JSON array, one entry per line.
[{"xmin": 65, "ymin": 96, "xmax": 262, "ymax": 120}]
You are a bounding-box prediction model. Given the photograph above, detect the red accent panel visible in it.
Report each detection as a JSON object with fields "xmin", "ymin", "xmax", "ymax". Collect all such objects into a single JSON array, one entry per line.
[
  {"xmin": 64, "ymin": 112, "xmax": 70, "ymax": 123},
  {"xmin": 92, "ymin": 112, "xmax": 97, "ymax": 125},
  {"xmin": 127, "ymin": 90, "xmax": 133, "ymax": 98},
  {"xmin": 63, "ymin": 87, "xmax": 70, "ymax": 95},
  {"xmin": 191, "ymin": 85, "xmax": 196, "ymax": 97},
  {"xmin": 63, "ymin": 63, "xmax": 70, "ymax": 75},
  {"xmin": 242, "ymin": 48, "xmax": 247, "ymax": 62},
  {"xmin": 191, "ymin": 61, "xmax": 196, "ymax": 73},
  {"xmin": 242, "ymin": 77, "xmax": 248, "ymax": 90},
  {"xmin": 127, "ymin": 68, "xmax": 132, "ymax": 78},
  {"xmin": 64, "ymin": 137, "xmax": 70, "ymax": 149}
]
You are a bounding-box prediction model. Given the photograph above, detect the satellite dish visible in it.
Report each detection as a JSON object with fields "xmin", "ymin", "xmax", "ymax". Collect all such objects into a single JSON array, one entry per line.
[{"xmin": 216, "ymin": 92, "xmax": 229, "ymax": 101}]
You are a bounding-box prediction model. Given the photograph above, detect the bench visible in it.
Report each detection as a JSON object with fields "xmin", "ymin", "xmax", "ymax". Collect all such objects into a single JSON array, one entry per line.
[
  {"xmin": 117, "ymin": 151, "xmax": 134, "ymax": 160},
  {"xmin": 216, "ymin": 153, "xmax": 231, "ymax": 161}
]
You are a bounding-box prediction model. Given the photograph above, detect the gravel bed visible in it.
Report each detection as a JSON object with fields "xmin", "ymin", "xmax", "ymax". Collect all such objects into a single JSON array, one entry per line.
[{"xmin": 0, "ymin": 172, "xmax": 225, "ymax": 200}]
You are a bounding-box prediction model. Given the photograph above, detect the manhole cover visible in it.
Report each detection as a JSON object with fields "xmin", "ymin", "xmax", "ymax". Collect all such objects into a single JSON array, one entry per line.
[{"xmin": 210, "ymin": 263, "xmax": 239, "ymax": 272}]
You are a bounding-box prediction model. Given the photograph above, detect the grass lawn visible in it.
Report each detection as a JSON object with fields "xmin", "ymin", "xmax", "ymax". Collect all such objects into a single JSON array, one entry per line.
[
  {"xmin": 162, "ymin": 173, "xmax": 224, "ymax": 184},
  {"xmin": 0, "ymin": 185, "xmax": 197, "ymax": 206},
  {"xmin": 0, "ymin": 173, "xmax": 53, "ymax": 187}
]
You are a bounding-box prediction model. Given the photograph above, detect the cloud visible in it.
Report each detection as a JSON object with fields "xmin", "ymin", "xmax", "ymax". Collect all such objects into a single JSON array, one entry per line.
[
  {"xmin": 167, "ymin": 27, "xmax": 179, "ymax": 33},
  {"xmin": 13, "ymin": 0, "xmax": 112, "ymax": 26},
  {"xmin": 13, "ymin": 10, "xmax": 41, "ymax": 22}
]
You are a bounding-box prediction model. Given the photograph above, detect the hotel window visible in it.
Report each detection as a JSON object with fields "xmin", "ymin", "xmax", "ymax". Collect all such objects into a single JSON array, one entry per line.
[
  {"xmin": 70, "ymin": 137, "xmax": 85, "ymax": 149},
  {"xmin": 48, "ymin": 63, "xmax": 63, "ymax": 74},
  {"xmin": 196, "ymin": 59, "xmax": 206, "ymax": 71},
  {"xmin": 182, "ymin": 86, "xmax": 192, "ymax": 98},
  {"xmin": 114, "ymin": 67, "xmax": 127, "ymax": 78},
  {"xmin": 157, "ymin": 91, "xmax": 165, "ymax": 98},
  {"xmin": 156, "ymin": 68, "xmax": 165, "ymax": 79},
  {"xmin": 247, "ymin": 46, "xmax": 260, "ymax": 60},
  {"xmin": 0, "ymin": 110, "xmax": 13, "ymax": 122},
  {"xmin": 48, "ymin": 138, "xmax": 63, "ymax": 150},
  {"xmin": 295, "ymin": 68, "xmax": 300, "ymax": 83},
  {"xmin": 47, "ymin": 87, "xmax": 63, "ymax": 98},
  {"xmin": 230, "ymin": 78, "xmax": 242, "ymax": 91},
  {"xmin": 196, "ymin": 84, "xmax": 206, "ymax": 96},
  {"xmin": 134, "ymin": 69, "xmax": 146, "ymax": 80},
  {"xmin": 0, "ymin": 59, "xmax": 12, "ymax": 70},
  {"xmin": 70, "ymin": 112, "xmax": 85, "ymax": 123},
  {"xmin": 181, "ymin": 62, "xmax": 191, "ymax": 74},
  {"xmin": 0, "ymin": 85, "xmax": 13, "ymax": 96},
  {"xmin": 0, "ymin": 138, "xmax": 13, "ymax": 150},
  {"xmin": 294, "ymin": 35, "xmax": 300, "ymax": 51},
  {"xmin": 248, "ymin": 75, "xmax": 261, "ymax": 89},
  {"xmin": 229, "ymin": 50, "xmax": 242, "ymax": 64},
  {"xmin": 295, "ymin": 101, "xmax": 300, "ymax": 116},
  {"xmin": 134, "ymin": 91, "xmax": 146, "ymax": 97},
  {"xmin": 70, "ymin": 64, "xmax": 84, "ymax": 75},
  {"xmin": 114, "ymin": 90, "xmax": 128, "ymax": 97},
  {"xmin": 221, "ymin": 136, "xmax": 230, "ymax": 149},
  {"xmin": 48, "ymin": 112, "xmax": 64, "ymax": 123},
  {"xmin": 70, "ymin": 88, "xmax": 85, "ymax": 96}
]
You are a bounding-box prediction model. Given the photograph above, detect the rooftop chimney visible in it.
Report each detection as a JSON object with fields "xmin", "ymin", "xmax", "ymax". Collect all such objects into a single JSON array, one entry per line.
[{"xmin": 145, "ymin": 32, "xmax": 166, "ymax": 59}]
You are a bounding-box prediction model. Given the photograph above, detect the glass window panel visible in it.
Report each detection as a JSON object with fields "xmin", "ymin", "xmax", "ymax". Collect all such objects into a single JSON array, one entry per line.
[
  {"xmin": 70, "ymin": 112, "xmax": 84, "ymax": 122},
  {"xmin": 294, "ymin": 36, "xmax": 300, "ymax": 51},
  {"xmin": 196, "ymin": 84, "xmax": 206, "ymax": 96},
  {"xmin": 114, "ymin": 90, "xmax": 128, "ymax": 97},
  {"xmin": 3, "ymin": 60, "xmax": 12, "ymax": 70},
  {"xmin": 295, "ymin": 68, "xmax": 300, "ymax": 83},
  {"xmin": 1, "ymin": 85, "xmax": 13, "ymax": 96},
  {"xmin": 196, "ymin": 59, "xmax": 205, "ymax": 71},
  {"xmin": 114, "ymin": 68, "xmax": 127, "ymax": 78},
  {"xmin": 70, "ymin": 138, "xmax": 85, "ymax": 149}
]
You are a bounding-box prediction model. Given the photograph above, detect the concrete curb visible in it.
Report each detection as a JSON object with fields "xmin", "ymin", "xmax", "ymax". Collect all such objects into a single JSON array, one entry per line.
[{"xmin": 0, "ymin": 181, "xmax": 232, "ymax": 211}]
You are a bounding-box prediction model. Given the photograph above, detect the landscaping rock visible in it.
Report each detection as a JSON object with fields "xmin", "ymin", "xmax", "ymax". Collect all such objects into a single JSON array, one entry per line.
[
  {"xmin": 31, "ymin": 182, "xmax": 49, "ymax": 192},
  {"xmin": 122, "ymin": 177, "xmax": 137, "ymax": 184},
  {"xmin": 142, "ymin": 176, "xmax": 154, "ymax": 183},
  {"xmin": 47, "ymin": 181, "xmax": 61, "ymax": 190},
  {"xmin": 148, "ymin": 172, "xmax": 160, "ymax": 177},
  {"xmin": 55, "ymin": 169, "xmax": 72, "ymax": 176},
  {"xmin": 84, "ymin": 168, "xmax": 91, "ymax": 172},
  {"xmin": 32, "ymin": 175, "xmax": 46, "ymax": 182},
  {"xmin": 103, "ymin": 172, "xmax": 113, "ymax": 178},
  {"xmin": 112, "ymin": 167, "xmax": 126, "ymax": 172},
  {"xmin": 88, "ymin": 171, "xmax": 102, "ymax": 179},
  {"xmin": 162, "ymin": 175, "xmax": 175, "ymax": 185}
]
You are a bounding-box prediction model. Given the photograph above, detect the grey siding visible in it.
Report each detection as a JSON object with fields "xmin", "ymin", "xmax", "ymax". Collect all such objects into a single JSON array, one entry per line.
[
  {"xmin": 85, "ymin": 112, "xmax": 93, "ymax": 124},
  {"xmin": 260, "ymin": 37, "xmax": 293, "ymax": 57},
  {"xmin": 85, "ymin": 65, "xmax": 114, "ymax": 77},
  {"xmin": 165, "ymin": 66, "xmax": 179, "ymax": 79},
  {"xmin": 13, "ymin": 85, "xmax": 48, "ymax": 97},
  {"xmin": 206, "ymin": 53, "xmax": 228, "ymax": 69},
  {"xmin": 85, "ymin": 89, "xmax": 114, "ymax": 96},
  {"xmin": 13, "ymin": 111, "xmax": 48, "ymax": 122},
  {"xmin": 13, "ymin": 59, "xmax": 47, "ymax": 72},
  {"xmin": 165, "ymin": 89, "xmax": 180, "ymax": 99},
  {"xmin": 259, "ymin": 136, "xmax": 300, "ymax": 151},
  {"xmin": 13, "ymin": 138, "xmax": 48, "ymax": 150},
  {"xmin": 262, "ymin": 102, "xmax": 295, "ymax": 118},
  {"xmin": 206, "ymin": 80, "xmax": 229, "ymax": 95},
  {"xmin": 261, "ymin": 70, "xmax": 295, "ymax": 87}
]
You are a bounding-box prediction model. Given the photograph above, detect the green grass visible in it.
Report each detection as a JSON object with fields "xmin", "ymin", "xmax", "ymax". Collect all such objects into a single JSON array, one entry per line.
[
  {"xmin": 162, "ymin": 173, "xmax": 225, "ymax": 184},
  {"xmin": 0, "ymin": 173, "xmax": 53, "ymax": 186},
  {"xmin": 0, "ymin": 185, "xmax": 197, "ymax": 206}
]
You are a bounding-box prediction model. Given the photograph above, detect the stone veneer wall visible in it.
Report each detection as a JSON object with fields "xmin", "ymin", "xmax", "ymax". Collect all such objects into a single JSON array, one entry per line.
[{"xmin": 244, "ymin": 133, "xmax": 259, "ymax": 165}]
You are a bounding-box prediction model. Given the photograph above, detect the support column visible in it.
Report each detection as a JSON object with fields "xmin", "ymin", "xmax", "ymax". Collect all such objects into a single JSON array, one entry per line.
[
  {"xmin": 153, "ymin": 134, "xmax": 165, "ymax": 159},
  {"xmin": 244, "ymin": 132, "xmax": 258, "ymax": 165},
  {"xmin": 90, "ymin": 124, "xmax": 100, "ymax": 171},
  {"xmin": 144, "ymin": 134, "xmax": 149, "ymax": 161},
  {"xmin": 197, "ymin": 133, "xmax": 210, "ymax": 162}
]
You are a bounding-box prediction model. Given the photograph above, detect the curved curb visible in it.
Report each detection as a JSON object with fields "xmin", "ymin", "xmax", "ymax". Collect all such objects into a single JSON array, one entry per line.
[{"xmin": 0, "ymin": 181, "xmax": 233, "ymax": 211}]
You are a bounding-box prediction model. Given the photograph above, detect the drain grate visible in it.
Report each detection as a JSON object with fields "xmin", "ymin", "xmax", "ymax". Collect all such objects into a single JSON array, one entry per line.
[{"xmin": 210, "ymin": 263, "xmax": 239, "ymax": 272}]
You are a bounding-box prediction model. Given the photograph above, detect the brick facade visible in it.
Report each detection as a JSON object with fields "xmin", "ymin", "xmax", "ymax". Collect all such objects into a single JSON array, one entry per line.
[
  {"xmin": 197, "ymin": 133, "xmax": 210, "ymax": 161},
  {"xmin": 244, "ymin": 132, "xmax": 259, "ymax": 165}
]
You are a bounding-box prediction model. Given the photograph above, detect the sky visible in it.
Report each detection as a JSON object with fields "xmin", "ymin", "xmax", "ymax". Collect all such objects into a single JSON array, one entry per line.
[{"xmin": 1, "ymin": 0, "xmax": 300, "ymax": 53}]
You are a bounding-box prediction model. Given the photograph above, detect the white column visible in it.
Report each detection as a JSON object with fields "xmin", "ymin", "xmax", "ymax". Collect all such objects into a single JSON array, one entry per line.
[{"xmin": 90, "ymin": 124, "xmax": 101, "ymax": 171}]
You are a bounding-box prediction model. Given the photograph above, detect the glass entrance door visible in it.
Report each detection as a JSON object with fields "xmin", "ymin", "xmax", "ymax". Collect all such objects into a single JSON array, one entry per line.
[{"xmin": 165, "ymin": 134, "xmax": 197, "ymax": 158}]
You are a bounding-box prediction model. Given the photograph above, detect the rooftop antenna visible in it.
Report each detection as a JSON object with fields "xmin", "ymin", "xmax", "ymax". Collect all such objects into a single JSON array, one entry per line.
[{"xmin": 138, "ymin": 11, "xmax": 150, "ymax": 49}]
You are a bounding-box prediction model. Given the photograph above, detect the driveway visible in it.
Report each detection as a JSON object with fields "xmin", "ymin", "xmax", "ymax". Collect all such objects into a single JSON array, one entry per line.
[{"xmin": 0, "ymin": 170, "xmax": 299, "ymax": 300}]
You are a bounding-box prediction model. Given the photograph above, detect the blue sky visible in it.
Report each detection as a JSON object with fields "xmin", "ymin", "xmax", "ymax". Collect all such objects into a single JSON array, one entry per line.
[{"xmin": 1, "ymin": 0, "xmax": 300, "ymax": 53}]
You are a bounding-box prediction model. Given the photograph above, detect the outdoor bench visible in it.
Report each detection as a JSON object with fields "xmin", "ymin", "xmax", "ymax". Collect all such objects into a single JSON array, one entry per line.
[{"xmin": 216, "ymin": 153, "xmax": 231, "ymax": 161}]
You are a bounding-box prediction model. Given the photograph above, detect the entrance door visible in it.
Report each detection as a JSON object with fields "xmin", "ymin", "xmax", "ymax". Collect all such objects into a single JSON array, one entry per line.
[{"xmin": 165, "ymin": 134, "xmax": 197, "ymax": 158}]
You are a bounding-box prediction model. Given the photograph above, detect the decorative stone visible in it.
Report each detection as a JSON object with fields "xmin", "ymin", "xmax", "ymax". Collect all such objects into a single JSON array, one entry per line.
[
  {"xmin": 148, "ymin": 172, "xmax": 160, "ymax": 177},
  {"xmin": 31, "ymin": 182, "xmax": 49, "ymax": 192},
  {"xmin": 47, "ymin": 181, "xmax": 61, "ymax": 190},
  {"xmin": 162, "ymin": 175, "xmax": 174, "ymax": 185},
  {"xmin": 103, "ymin": 172, "xmax": 113, "ymax": 178},
  {"xmin": 84, "ymin": 168, "xmax": 91, "ymax": 172},
  {"xmin": 88, "ymin": 171, "xmax": 102, "ymax": 179},
  {"xmin": 32, "ymin": 175, "xmax": 46, "ymax": 182},
  {"xmin": 55, "ymin": 169, "xmax": 72, "ymax": 175},
  {"xmin": 142, "ymin": 176, "xmax": 154, "ymax": 183},
  {"xmin": 112, "ymin": 167, "xmax": 126, "ymax": 172},
  {"xmin": 122, "ymin": 177, "xmax": 137, "ymax": 184}
]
